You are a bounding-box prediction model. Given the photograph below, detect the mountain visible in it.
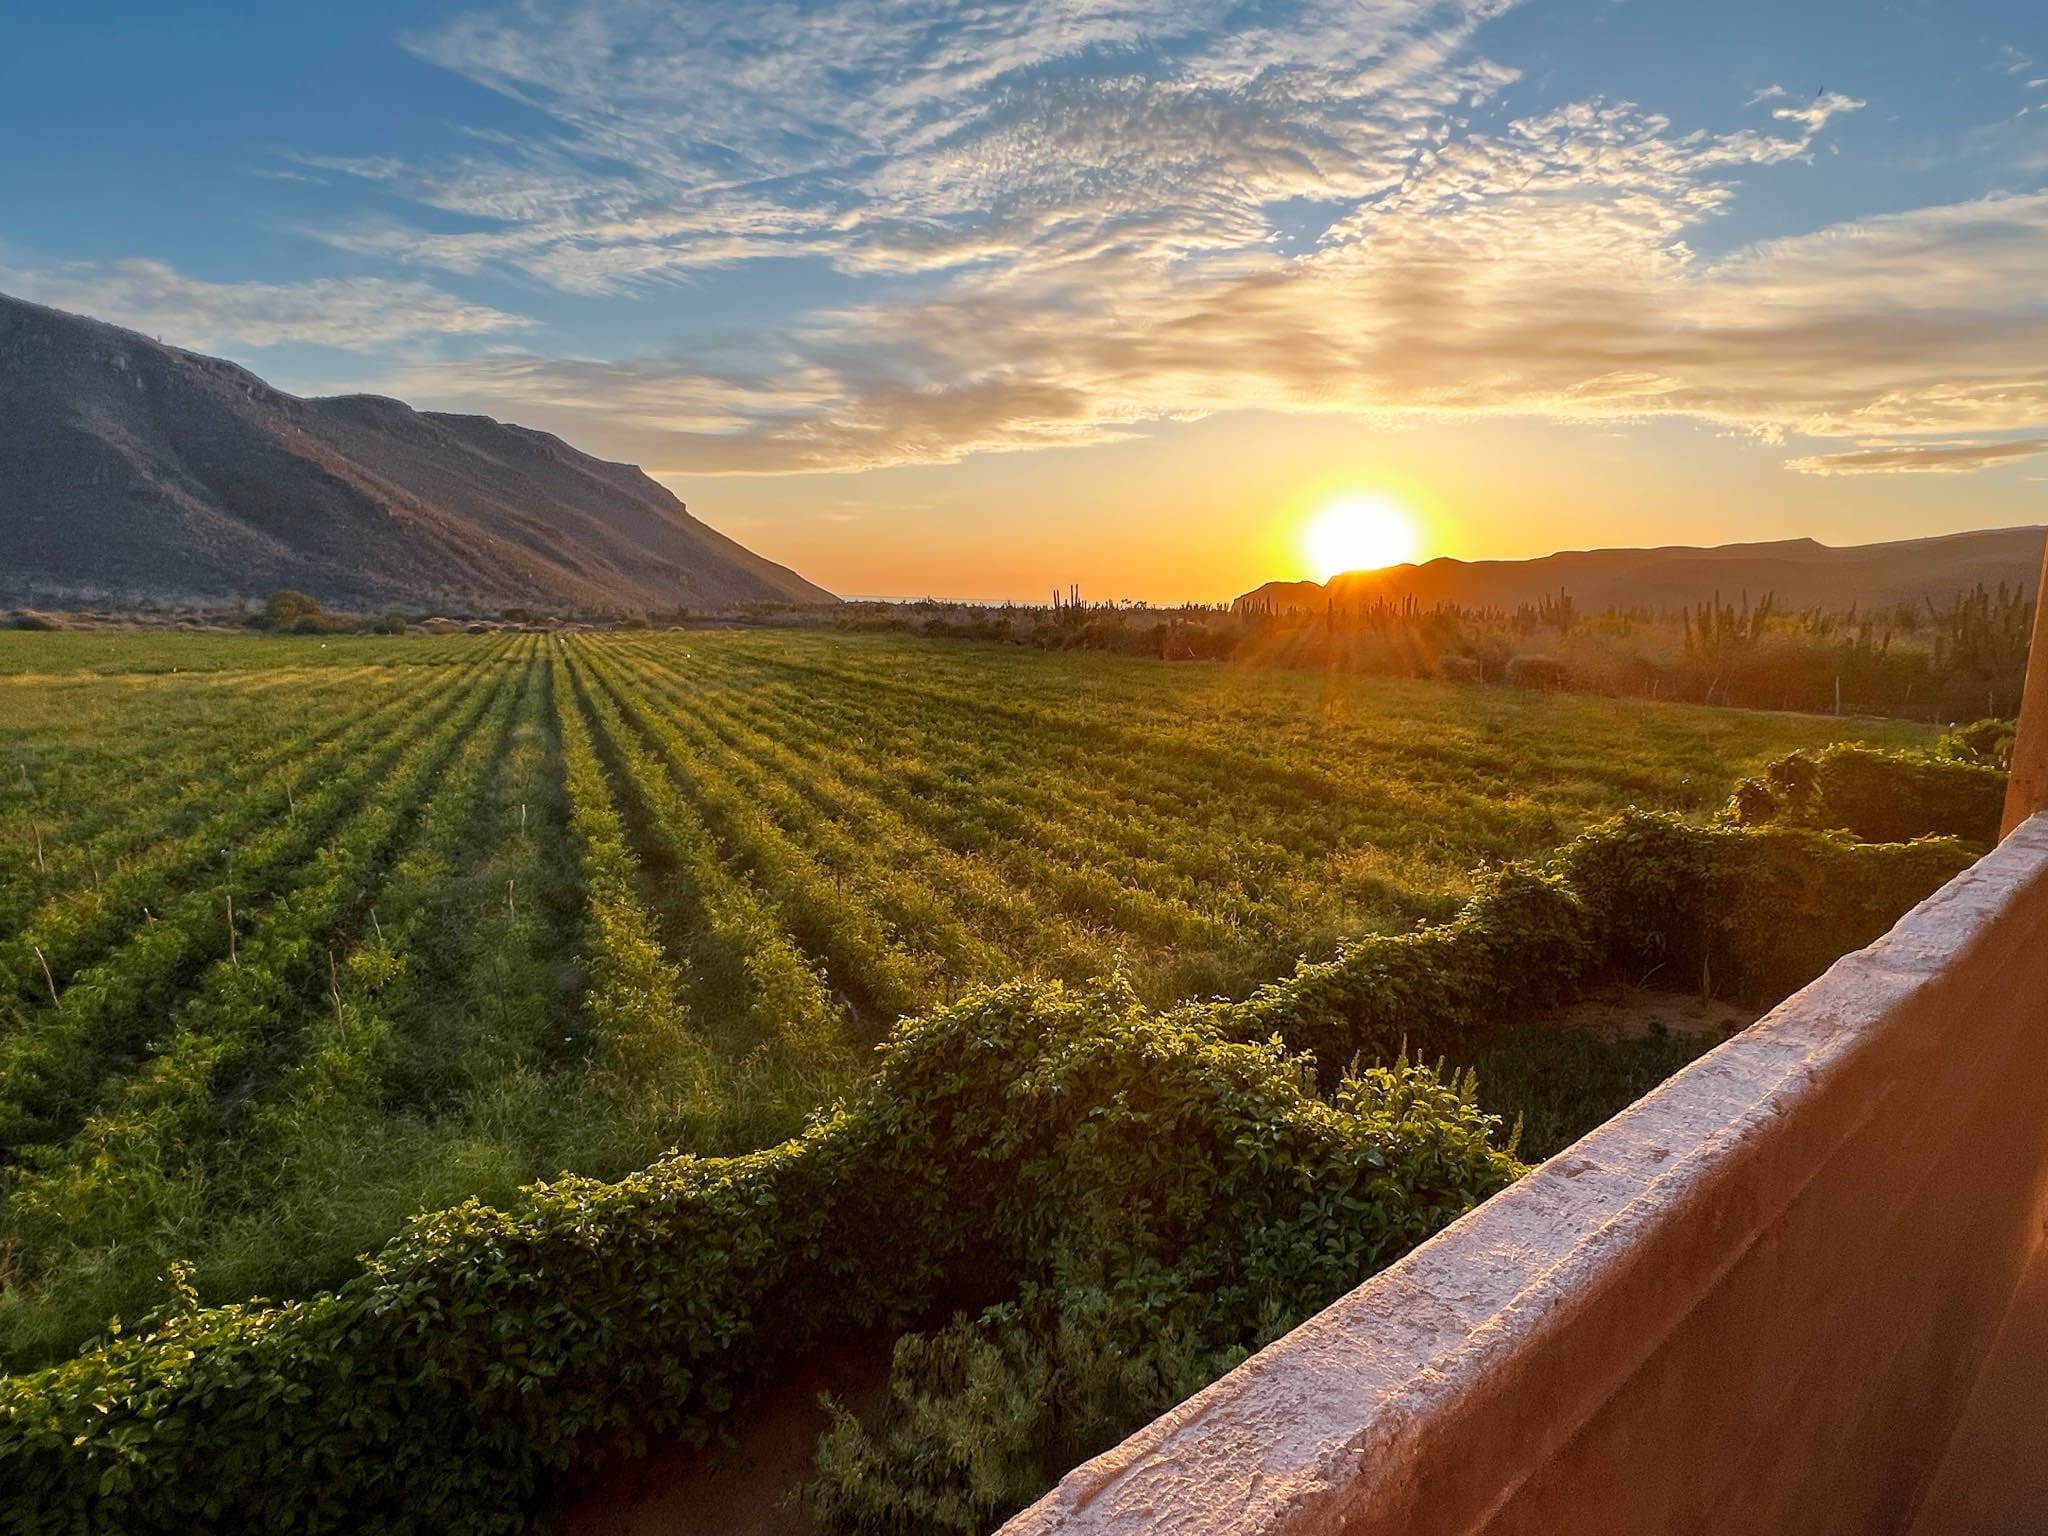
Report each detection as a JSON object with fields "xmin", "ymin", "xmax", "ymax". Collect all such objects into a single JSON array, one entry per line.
[
  {"xmin": 0, "ymin": 292, "xmax": 835, "ymax": 611},
  {"xmin": 1235, "ymin": 529, "xmax": 2047, "ymax": 617}
]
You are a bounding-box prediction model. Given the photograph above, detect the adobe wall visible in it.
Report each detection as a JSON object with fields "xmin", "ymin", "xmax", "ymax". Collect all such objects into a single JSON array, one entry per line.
[{"xmin": 1003, "ymin": 815, "xmax": 2048, "ymax": 1536}]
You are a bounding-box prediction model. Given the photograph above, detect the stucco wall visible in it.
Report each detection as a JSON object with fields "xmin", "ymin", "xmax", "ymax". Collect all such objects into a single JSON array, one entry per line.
[{"xmin": 1003, "ymin": 815, "xmax": 2048, "ymax": 1536}]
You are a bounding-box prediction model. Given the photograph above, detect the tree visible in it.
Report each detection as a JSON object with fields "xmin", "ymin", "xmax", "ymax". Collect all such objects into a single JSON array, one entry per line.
[{"xmin": 261, "ymin": 590, "xmax": 323, "ymax": 629}]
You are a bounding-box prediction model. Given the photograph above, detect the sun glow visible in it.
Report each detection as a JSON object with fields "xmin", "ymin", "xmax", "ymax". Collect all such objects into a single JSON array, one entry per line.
[{"xmin": 1301, "ymin": 493, "xmax": 1422, "ymax": 581}]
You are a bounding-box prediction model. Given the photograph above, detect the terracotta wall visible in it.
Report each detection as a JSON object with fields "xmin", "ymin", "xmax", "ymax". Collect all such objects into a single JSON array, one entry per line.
[{"xmin": 1003, "ymin": 815, "xmax": 2048, "ymax": 1536}]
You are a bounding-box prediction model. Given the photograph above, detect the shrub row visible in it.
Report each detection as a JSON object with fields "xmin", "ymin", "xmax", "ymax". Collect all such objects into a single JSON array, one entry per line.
[
  {"xmin": 1213, "ymin": 808, "xmax": 1971, "ymax": 1073},
  {"xmin": 809, "ymin": 813, "xmax": 1976, "ymax": 1531},
  {"xmin": 0, "ymin": 811, "xmax": 1974, "ymax": 1534},
  {"xmin": 1727, "ymin": 742, "xmax": 2006, "ymax": 846}
]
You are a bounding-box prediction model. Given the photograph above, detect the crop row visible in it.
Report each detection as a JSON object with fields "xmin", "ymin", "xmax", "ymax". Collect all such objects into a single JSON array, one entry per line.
[
  {"xmin": 579, "ymin": 644, "xmax": 1175, "ymax": 1016},
  {"xmin": 617, "ymin": 643, "xmax": 1267, "ymax": 937},
  {"xmin": 196, "ymin": 647, "xmax": 571, "ymax": 1301},
  {"xmin": 571, "ymin": 654, "xmax": 839, "ymax": 1054},
  {"xmin": 582, "ymin": 636, "xmax": 1439, "ymax": 1003},
  {"xmin": 0, "ymin": 647, "xmax": 514, "ymax": 1156},
  {"xmin": 0, "ymin": 662, "xmax": 468, "ymax": 1034},
  {"xmin": 0, "ymin": 649, "xmax": 529, "ymax": 1362},
  {"xmin": 0, "ymin": 665, "xmax": 406, "ymax": 931},
  {"xmin": 0, "ymin": 627, "xmax": 1940, "ymax": 1374}
]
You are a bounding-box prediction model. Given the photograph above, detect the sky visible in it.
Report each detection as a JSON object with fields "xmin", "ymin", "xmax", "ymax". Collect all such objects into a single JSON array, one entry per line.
[{"xmin": 3, "ymin": 0, "xmax": 2046, "ymax": 602}]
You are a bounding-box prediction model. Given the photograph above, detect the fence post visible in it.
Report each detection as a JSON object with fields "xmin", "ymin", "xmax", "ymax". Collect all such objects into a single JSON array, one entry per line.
[{"xmin": 2001, "ymin": 535, "xmax": 2048, "ymax": 839}]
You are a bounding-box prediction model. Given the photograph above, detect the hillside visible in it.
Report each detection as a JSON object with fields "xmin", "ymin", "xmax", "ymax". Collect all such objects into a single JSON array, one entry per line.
[
  {"xmin": 0, "ymin": 292, "xmax": 835, "ymax": 611},
  {"xmin": 1237, "ymin": 529, "xmax": 2047, "ymax": 617}
]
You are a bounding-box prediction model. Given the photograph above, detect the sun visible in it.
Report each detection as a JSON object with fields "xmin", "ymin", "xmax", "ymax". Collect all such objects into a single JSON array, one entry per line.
[{"xmin": 1301, "ymin": 493, "xmax": 1422, "ymax": 581}]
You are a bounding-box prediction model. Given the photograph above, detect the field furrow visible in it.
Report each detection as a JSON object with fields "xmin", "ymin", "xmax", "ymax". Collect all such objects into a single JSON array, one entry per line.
[
  {"xmin": 0, "ymin": 662, "xmax": 465, "ymax": 1018},
  {"xmin": 0, "ymin": 657, "xmax": 523, "ymax": 1360},
  {"xmin": 550, "ymin": 649, "xmax": 712, "ymax": 1102},
  {"xmin": 0, "ymin": 665, "xmax": 405, "ymax": 926},
  {"xmin": 570, "ymin": 650, "xmax": 842, "ymax": 1054},
  {"xmin": 0, "ymin": 645, "xmax": 512, "ymax": 1155},
  {"xmin": 598, "ymin": 638, "xmax": 1394, "ymax": 998},
  {"xmin": 577, "ymin": 645, "xmax": 938, "ymax": 1023}
]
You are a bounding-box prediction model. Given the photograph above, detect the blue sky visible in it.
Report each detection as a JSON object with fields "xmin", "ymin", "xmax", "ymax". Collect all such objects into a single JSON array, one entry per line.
[{"xmin": 4, "ymin": 0, "xmax": 2046, "ymax": 598}]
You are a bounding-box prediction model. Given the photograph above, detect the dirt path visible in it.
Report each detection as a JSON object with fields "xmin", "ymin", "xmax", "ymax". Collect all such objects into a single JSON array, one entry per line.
[
  {"xmin": 1545, "ymin": 984, "xmax": 1760, "ymax": 1041},
  {"xmin": 557, "ymin": 1340, "xmax": 893, "ymax": 1536}
]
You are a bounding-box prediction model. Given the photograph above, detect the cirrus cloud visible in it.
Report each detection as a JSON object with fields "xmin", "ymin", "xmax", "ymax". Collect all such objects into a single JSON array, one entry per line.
[
  {"xmin": 283, "ymin": 0, "xmax": 2045, "ymax": 480},
  {"xmin": 0, "ymin": 258, "xmax": 527, "ymax": 352},
  {"xmin": 389, "ymin": 109, "xmax": 2048, "ymax": 480},
  {"xmin": 1787, "ymin": 439, "xmax": 2048, "ymax": 475}
]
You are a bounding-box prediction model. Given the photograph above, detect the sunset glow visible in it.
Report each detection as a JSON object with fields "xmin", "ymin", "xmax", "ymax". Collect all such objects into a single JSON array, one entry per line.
[
  {"xmin": 6, "ymin": 0, "xmax": 2044, "ymax": 601},
  {"xmin": 1302, "ymin": 494, "xmax": 1423, "ymax": 581}
]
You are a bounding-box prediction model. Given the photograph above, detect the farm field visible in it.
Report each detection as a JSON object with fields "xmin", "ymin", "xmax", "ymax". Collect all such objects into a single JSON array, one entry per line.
[{"xmin": 0, "ymin": 628, "xmax": 1932, "ymax": 1370}]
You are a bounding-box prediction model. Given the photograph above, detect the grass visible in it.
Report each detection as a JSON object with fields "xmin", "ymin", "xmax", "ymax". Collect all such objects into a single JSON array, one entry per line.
[{"xmin": 0, "ymin": 628, "xmax": 1930, "ymax": 1369}]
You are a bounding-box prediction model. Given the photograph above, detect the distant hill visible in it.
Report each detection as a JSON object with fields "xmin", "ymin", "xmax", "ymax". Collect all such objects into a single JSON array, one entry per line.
[
  {"xmin": 0, "ymin": 292, "xmax": 835, "ymax": 612},
  {"xmin": 1235, "ymin": 529, "xmax": 2047, "ymax": 617}
]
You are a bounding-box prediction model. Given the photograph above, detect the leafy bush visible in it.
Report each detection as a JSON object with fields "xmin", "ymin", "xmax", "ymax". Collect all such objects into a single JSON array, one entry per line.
[
  {"xmin": 1934, "ymin": 716, "xmax": 2017, "ymax": 769},
  {"xmin": 807, "ymin": 813, "xmax": 1970, "ymax": 1533},
  {"xmin": 810, "ymin": 1049, "xmax": 1511, "ymax": 1535},
  {"xmin": 1208, "ymin": 810, "xmax": 1969, "ymax": 1071},
  {"xmin": 252, "ymin": 591, "xmax": 323, "ymax": 631},
  {"xmin": 0, "ymin": 982, "xmax": 1514, "ymax": 1535},
  {"xmin": 1727, "ymin": 743, "xmax": 2005, "ymax": 846},
  {"xmin": 1553, "ymin": 809, "xmax": 1971, "ymax": 1004},
  {"xmin": 1213, "ymin": 863, "xmax": 1596, "ymax": 1070}
]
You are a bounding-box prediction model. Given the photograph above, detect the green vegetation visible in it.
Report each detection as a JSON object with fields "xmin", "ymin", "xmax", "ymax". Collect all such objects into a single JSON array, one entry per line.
[
  {"xmin": 1727, "ymin": 741, "xmax": 2008, "ymax": 845},
  {"xmin": 1, "ymin": 981, "xmax": 1519, "ymax": 1536},
  {"xmin": 0, "ymin": 628, "xmax": 1978, "ymax": 1534},
  {"xmin": 848, "ymin": 579, "xmax": 2037, "ymax": 722},
  {"xmin": 255, "ymin": 590, "xmax": 326, "ymax": 631},
  {"xmin": 0, "ymin": 809, "xmax": 1969, "ymax": 1536}
]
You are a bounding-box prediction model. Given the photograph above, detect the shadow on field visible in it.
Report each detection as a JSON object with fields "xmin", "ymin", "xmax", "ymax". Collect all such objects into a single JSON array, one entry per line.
[{"xmin": 560, "ymin": 1336, "xmax": 896, "ymax": 1536}]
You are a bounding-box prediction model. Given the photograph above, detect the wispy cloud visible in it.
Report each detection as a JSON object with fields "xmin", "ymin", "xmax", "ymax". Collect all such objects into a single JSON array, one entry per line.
[
  {"xmin": 308, "ymin": 0, "xmax": 1518, "ymax": 292},
  {"xmin": 1787, "ymin": 439, "xmax": 2048, "ymax": 475},
  {"xmin": 401, "ymin": 182, "xmax": 2048, "ymax": 475},
  {"xmin": 1770, "ymin": 91, "xmax": 1866, "ymax": 135},
  {"xmin": 237, "ymin": 0, "xmax": 2039, "ymax": 481},
  {"xmin": 0, "ymin": 258, "xmax": 527, "ymax": 351},
  {"xmin": 386, "ymin": 93, "xmax": 2048, "ymax": 482}
]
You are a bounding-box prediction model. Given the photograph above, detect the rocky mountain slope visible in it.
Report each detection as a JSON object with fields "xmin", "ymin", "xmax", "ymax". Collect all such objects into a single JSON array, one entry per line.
[{"xmin": 0, "ymin": 292, "xmax": 835, "ymax": 611}]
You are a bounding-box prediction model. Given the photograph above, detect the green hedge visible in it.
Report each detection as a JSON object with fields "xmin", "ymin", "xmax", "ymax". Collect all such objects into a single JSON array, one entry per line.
[
  {"xmin": 1212, "ymin": 809, "xmax": 1971, "ymax": 1070},
  {"xmin": 0, "ymin": 984, "xmax": 1517, "ymax": 1536},
  {"xmin": 1558, "ymin": 810, "xmax": 1974, "ymax": 1003},
  {"xmin": 1728, "ymin": 743, "xmax": 2006, "ymax": 846},
  {"xmin": 0, "ymin": 812, "xmax": 1976, "ymax": 1535}
]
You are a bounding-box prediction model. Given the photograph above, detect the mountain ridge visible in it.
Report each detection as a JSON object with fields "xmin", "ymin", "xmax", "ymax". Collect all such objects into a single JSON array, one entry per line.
[
  {"xmin": 1236, "ymin": 527, "xmax": 2048, "ymax": 616},
  {"xmin": 0, "ymin": 291, "xmax": 836, "ymax": 611}
]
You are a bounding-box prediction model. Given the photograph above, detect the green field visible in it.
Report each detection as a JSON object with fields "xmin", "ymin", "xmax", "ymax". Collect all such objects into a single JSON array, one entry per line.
[{"xmin": 0, "ymin": 629, "xmax": 1929, "ymax": 1369}]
